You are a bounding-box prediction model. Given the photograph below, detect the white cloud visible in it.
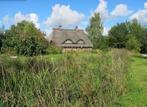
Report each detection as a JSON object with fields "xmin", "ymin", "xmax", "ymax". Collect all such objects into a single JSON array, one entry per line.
[
  {"xmin": 111, "ymin": 4, "xmax": 132, "ymax": 17},
  {"xmin": 45, "ymin": 4, "xmax": 84, "ymax": 27},
  {"xmin": 94, "ymin": 0, "xmax": 109, "ymax": 20},
  {"xmin": 130, "ymin": 9, "xmax": 147, "ymax": 25},
  {"xmin": 144, "ymin": 2, "xmax": 147, "ymax": 8},
  {"xmin": 14, "ymin": 12, "xmax": 40, "ymax": 28},
  {"xmin": 130, "ymin": 3, "xmax": 147, "ymax": 25},
  {"xmin": 94, "ymin": 0, "xmax": 132, "ymax": 21},
  {"xmin": 2, "ymin": 15, "xmax": 9, "ymax": 25},
  {"xmin": 93, "ymin": 0, "xmax": 132, "ymax": 35}
]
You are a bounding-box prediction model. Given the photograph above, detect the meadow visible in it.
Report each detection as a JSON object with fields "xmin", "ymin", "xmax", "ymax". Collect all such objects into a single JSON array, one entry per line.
[{"xmin": 0, "ymin": 49, "xmax": 147, "ymax": 107}]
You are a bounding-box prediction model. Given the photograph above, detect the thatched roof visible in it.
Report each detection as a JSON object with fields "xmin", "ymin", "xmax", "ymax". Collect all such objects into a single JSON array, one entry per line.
[{"xmin": 48, "ymin": 28, "xmax": 93, "ymax": 48}]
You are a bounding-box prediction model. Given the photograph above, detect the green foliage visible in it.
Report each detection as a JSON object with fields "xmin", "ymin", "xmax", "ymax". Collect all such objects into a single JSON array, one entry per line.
[
  {"xmin": 0, "ymin": 27, "xmax": 5, "ymax": 52},
  {"xmin": 141, "ymin": 28, "xmax": 147, "ymax": 53},
  {"xmin": 114, "ymin": 56, "xmax": 147, "ymax": 107},
  {"xmin": 100, "ymin": 36, "xmax": 109, "ymax": 51},
  {"xmin": 0, "ymin": 50, "xmax": 130, "ymax": 107},
  {"xmin": 108, "ymin": 20, "xmax": 147, "ymax": 53},
  {"xmin": 109, "ymin": 22, "xmax": 129, "ymax": 48},
  {"xmin": 3, "ymin": 21, "xmax": 49, "ymax": 56},
  {"xmin": 128, "ymin": 19, "xmax": 146, "ymax": 53},
  {"xmin": 16, "ymin": 37, "xmax": 47, "ymax": 56},
  {"xmin": 86, "ymin": 13, "xmax": 107, "ymax": 49},
  {"xmin": 47, "ymin": 45, "xmax": 62, "ymax": 54},
  {"xmin": 128, "ymin": 19, "xmax": 144, "ymax": 42},
  {"xmin": 0, "ymin": 33, "xmax": 4, "ymax": 52},
  {"xmin": 126, "ymin": 35, "xmax": 141, "ymax": 52}
]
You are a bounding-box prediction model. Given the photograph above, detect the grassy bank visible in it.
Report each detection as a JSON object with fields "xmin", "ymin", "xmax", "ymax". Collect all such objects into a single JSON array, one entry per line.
[
  {"xmin": 0, "ymin": 50, "xmax": 130, "ymax": 107},
  {"xmin": 114, "ymin": 55, "xmax": 147, "ymax": 107}
]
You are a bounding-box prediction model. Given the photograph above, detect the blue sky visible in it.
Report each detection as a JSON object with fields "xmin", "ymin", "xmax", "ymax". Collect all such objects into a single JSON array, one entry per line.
[{"xmin": 0, "ymin": 0, "xmax": 147, "ymax": 35}]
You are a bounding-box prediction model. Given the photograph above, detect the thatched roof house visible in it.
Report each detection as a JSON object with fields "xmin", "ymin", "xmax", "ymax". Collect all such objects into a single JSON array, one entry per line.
[{"xmin": 48, "ymin": 28, "xmax": 93, "ymax": 51}]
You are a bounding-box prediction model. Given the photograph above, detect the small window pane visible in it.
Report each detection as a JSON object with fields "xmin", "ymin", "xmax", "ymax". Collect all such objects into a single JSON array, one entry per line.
[{"xmin": 77, "ymin": 40, "xmax": 85, "ymax": 44}]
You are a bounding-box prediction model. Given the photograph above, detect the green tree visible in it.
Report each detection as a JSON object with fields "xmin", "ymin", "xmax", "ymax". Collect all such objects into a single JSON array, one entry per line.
[
  {"xmin": 128, "ymin": 19, "xmax": 144, "ymax": 42},
  {"xmin": 0, "ymin": 33, "xmax": 3, "ymax": 52},
  {"xmin": 0, "ymin": 26, "xmax": 5, "ymax": 52},
  {"xmin": 86, "ymin": 13, "xmax": 104, "ymax": 49},
  {"xmin": 141, "ymin": 28, "xmax": 147, "ymax": 53},
  {"xmin": 108, "ymin": 22, "xmax": 129, "ymax": 48},
  {"xmin": 4, "ymin": 21, "xmax": 49, "ymax": 56},
  {"xmin": 126, "ymin": 35, "xmax": 141, "ymax": 52},
  {"xmin": 127, "ymin": 19, "xmax": 146, "ymax": 53}
]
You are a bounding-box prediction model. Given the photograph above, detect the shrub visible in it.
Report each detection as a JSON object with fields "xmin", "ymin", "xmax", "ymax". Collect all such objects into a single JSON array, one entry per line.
[
  {"xmin": 47, "ymin": 45, "xmax": 62, "ymax": 54},
  {"xmin": 16, "ymin": 37, "xmax": 47, "ymax": 56},
  {"xmin": 126, "ymin": 35, "xmax": 141, "ymax": 52},
  {"xmin": 3, "ymin": 21, "xmax": 49, "ymax": 56}
]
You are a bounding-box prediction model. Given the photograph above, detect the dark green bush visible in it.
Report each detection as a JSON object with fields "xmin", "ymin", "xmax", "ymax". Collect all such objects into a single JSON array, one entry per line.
[{"xmin": 16, "ymin": 37, "xmax": 47, "ymax": 56}]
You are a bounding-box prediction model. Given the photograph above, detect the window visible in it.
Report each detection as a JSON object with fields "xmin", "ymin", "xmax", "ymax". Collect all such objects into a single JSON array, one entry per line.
[
  {"xmin": 77, "ymin": 39, "xmax": 85, "ymax": 44},
  {"xmin": 63, "ymin": 39, "xmax": 73, "ymax": 44}
]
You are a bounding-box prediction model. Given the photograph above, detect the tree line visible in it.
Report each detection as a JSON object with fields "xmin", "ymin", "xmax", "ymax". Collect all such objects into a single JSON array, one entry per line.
[
  {"xmin": 87, "ymin": 13, "xmax": 147, "ymax": 53},
  {"xmin": 0, "ymin": 14, "xmax": 147, "ymax": 56}
]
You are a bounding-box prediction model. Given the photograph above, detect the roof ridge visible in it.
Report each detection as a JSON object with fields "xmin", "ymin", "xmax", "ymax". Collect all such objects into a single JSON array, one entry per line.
[{"xmin": 53, "ymin": 28, "xmax": 83, "ymax": 31}]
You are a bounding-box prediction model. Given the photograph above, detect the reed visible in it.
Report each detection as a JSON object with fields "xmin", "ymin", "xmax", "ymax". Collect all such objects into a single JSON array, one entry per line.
[{"xmin": 0, "ymin": 49, "xmax": 130, "ymax": 107}]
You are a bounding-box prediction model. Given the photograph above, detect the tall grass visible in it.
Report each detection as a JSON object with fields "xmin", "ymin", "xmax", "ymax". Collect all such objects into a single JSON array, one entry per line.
[{"xmin": 0, "ymin": 49, "xmax": 130, "ymax": 107}]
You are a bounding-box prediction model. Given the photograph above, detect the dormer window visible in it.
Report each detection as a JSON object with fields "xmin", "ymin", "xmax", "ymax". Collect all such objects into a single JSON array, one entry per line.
[
  {"xmin": 77, "ymin": 39, "xmax": 85, "ymax": 44},
  {"xmin": 63, "ymin": 39, "xmax": 73, "ymax": 44}
]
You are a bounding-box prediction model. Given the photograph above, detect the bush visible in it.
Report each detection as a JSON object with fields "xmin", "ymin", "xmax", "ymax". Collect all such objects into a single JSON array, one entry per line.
[
  {"xmin": 47, "ymin": 45, "xmax": 62, "ymax": 54},
  {"xmin": 16, "ymin": 37, "xmax": 47, "ymax": 56},
  {"xmin": 3, "ymin": 21, "xmax": 49, "ymax": 56},
  {"xmin": 126, "ymin": 36, "xmax": 141, "ymax": 52}
]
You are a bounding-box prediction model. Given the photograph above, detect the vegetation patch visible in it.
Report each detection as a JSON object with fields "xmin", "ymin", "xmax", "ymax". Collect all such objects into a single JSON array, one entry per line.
[
  {"xmin": 114, "ymin": 56, "xmax": 147, "ymax": 107},
  {"xmin": 0, "ymin": 49, "xmax": 131, "ymax": 107}
]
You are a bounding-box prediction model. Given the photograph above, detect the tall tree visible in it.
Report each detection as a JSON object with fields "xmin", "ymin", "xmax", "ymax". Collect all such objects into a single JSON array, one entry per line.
[
  {"xmin": 108, "ymin": 20, "xmax": 146, "ymax": 53},
  {"xmin": 86, "ymin": 13, "xmax": 104, "ymax": 49},
  {"xmin": 141, "ymin": 28, "xmax": 147, "ymax": 53},
  {"xmin": 108, "ymin": 22, "xmax": 129, "ymax": 48},
  {"xmin": 128, "ymin": 19, "xmax": 146, "ymax": 53},
  {"xmin": 128, "ymin": 19, "xmax": 144, "ymax": 42}
]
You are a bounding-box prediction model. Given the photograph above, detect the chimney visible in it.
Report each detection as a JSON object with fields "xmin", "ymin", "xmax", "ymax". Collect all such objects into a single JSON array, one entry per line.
[
  {"xmin": 75, "ymin": 26, "xmax": 78, "ymax": 30},
  {"xmin": 53, "ymin": 25, "xmax": 62, "ymax": 31},
  {"xmin": 58, "ymin": 25, "xmax": 62, "ymax": 29}
]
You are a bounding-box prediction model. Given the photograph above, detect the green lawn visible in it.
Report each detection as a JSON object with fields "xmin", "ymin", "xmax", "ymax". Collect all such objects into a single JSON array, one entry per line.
[{"xmin": 115, "ymin": 56, "xmax": 147, "ymax": 107}]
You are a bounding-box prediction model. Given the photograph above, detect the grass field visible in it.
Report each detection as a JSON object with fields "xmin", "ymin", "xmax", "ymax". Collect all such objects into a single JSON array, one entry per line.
[
  {"xmin": 0, "ymin": 50, "xmax": 130, "ymax": 107},
  {"xmin": 115, "ymin": 55, "xmax": 147, "ymax": 107},
  {"xmin": 0, "ymin": 51, "xmax": 147, "ymax": 107}
]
